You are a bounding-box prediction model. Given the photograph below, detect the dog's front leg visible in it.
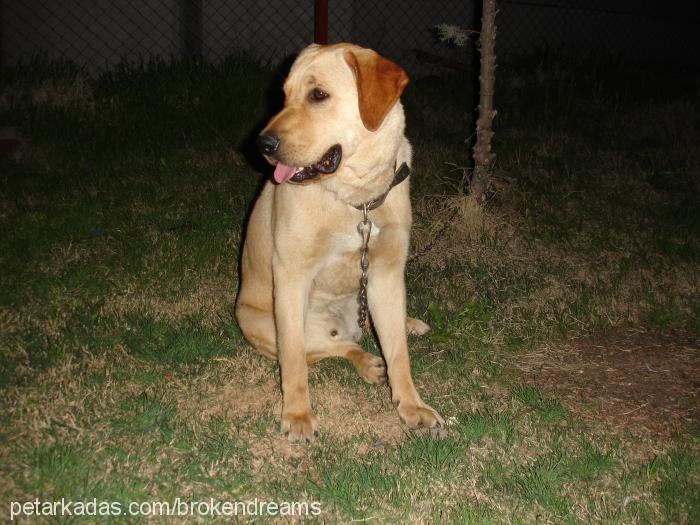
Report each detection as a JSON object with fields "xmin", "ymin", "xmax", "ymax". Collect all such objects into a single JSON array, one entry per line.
[
  {"xmin": 273, "ymin": 262, "xmax": 318, "ymax": 443},
  {"xmin": 368, "ymin": 227, "xmax": 444, "ymax": 431}
]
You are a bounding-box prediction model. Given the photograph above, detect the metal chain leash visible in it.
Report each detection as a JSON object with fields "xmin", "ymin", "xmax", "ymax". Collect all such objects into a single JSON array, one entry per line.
[{"xmin": 356, "ymin": 203, "xmax": 372, "ymax": 329}]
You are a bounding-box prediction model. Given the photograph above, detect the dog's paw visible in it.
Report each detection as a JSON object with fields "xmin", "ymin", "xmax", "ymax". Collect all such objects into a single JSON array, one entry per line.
[
  {"xmin": 354, "ymin": 352, "xmax": 387, "ymax": 385},
  {"xmin": 406, "ymin": 317, "xmax": 431, "ymax": 336},
  {"xmin": 395, "ymin": 400, "xmax": 445, "ymax": 436},
  {"xmin": 281, "ymin": 411, "xmax": 319, "ymax": 443}
]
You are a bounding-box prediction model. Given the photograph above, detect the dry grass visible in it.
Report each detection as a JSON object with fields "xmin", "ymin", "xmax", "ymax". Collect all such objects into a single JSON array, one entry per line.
[
  {"xmin": 99, "ymin": 275, "xmax": 236, "ymax": 329},
  {"xmin": 410, "ymin": 164, "xmax": 698, "ymax": 348}
]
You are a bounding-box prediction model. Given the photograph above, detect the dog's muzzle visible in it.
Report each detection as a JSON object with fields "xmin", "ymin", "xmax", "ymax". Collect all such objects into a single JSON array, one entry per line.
[
  {"xmin": 257, "ymin": 134, "xmax": 342, "ymax": 185},
  {"xmin": 286, "ymin": 145, "xmax": 342, "ymax": 184}
]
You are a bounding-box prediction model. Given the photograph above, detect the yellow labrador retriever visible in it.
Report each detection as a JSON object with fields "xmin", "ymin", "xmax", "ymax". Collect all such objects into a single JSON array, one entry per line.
[{"xmin": 236, "ymin": 43, "xmax": 444, "ymax": 442}]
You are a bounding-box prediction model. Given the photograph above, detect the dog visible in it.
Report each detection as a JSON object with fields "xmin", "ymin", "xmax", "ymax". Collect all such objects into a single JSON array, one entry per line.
[{"xmin": 236, "ymin": 43, "xmax": 444, "ymax": 443}]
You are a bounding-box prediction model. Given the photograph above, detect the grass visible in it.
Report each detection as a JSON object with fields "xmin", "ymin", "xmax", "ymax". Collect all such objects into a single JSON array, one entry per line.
[{"xmin": 1, "ymin": 54, "xmax": 698, "ymax": 523}]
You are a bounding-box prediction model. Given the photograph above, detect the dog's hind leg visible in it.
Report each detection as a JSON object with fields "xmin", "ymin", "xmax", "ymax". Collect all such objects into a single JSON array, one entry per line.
[
  {"xmin": 306, "ymin": 342, "xmax": 387, "ymax": 385},
  {"xmin": 235, "ymin": 302, "xmax": 277, "ymax": 360},
  {"xmin": 406, "ymin": 317, "xmax": 431, "ymax": 336}
]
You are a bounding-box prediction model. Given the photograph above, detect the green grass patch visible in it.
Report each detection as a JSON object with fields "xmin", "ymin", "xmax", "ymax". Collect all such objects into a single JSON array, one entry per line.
[
  {"xmin": 657, "ymin": 449, "xmax": 700, "ymax": 524},
  {"xmin": 123, "ymin": 319, "xmax": 232, "ymax": 364},
  {"xmin": 513, "ymin": 385, "xmax": 568, "ymax": 422},
  {"xmin": 456, "ymin": 409, "xmax": 518, "ymax": 444}
]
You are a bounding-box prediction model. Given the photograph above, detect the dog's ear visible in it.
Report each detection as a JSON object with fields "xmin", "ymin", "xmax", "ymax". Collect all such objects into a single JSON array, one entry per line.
[{"xmin": 344, "ymin": 48, "xmax": 409, "ymax": 132}]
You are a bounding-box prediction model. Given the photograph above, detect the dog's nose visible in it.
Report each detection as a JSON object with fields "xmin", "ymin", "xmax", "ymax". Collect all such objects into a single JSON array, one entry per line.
[{"xmin": 257, "ymin": 134, "xmax": 281, "ymax": 155}]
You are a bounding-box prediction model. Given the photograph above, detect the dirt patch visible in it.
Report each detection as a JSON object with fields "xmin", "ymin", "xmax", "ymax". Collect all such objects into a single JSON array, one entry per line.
[
  {"xmin": 515, "ymin": 330, "xmax": 699, "ymax": 439},
  {"xmin": 199, "ymin": 351, "xmax": 406, "ymax": 445},
  {"xmin": 312, "ymin": 382, "xmax": 405, "ymax": 443},
  {"xmin": 209, "ymin": 377, "xmax": 404, "ymax": 443}
]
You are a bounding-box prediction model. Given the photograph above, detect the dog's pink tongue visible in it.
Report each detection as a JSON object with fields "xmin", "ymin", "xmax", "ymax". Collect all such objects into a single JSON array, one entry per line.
[{"xmin": 273, "ymin": 163, "xmax": 298, "ymax": 184}]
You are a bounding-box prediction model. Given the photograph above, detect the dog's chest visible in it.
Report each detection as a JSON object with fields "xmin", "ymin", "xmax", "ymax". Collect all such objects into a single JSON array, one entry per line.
[
  {"xmin": 312, "ymin": 224, "xmax": 381, "ymax": 295},
  {"xmin": 331, "ymin": 220, "xmax": 381, "ymax": 252}
]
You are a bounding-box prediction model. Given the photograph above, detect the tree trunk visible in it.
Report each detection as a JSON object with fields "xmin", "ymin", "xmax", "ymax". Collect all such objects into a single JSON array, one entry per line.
[{"xmin": 471, "ymin": 0, "xmax": 497, "ymax": 204}]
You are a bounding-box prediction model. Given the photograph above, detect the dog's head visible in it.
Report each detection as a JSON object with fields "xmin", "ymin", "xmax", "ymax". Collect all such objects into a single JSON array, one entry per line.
[{"xmin": 257, "ymin": 43, "xmax": 409, "ymax": 185}]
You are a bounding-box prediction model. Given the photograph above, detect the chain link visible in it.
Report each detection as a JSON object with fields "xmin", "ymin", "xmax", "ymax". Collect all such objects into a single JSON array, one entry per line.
[{"xmin": 356, "ymin": 204, "xmax": 372, "ymax": 329}]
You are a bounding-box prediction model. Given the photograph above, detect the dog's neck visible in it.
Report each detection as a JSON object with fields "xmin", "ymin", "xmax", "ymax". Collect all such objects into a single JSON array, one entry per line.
[
  {"xmin": 352, "ymin": 162, "xmax": 410, "ymax": 211},
  {"xmin": 322, "ymin": 104, "xmax": 411, "ymax": 208}
]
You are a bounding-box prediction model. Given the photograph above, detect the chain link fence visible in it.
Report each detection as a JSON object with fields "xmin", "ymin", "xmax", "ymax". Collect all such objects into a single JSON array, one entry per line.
[
  {"xmin": 0, "ymin": 1, "xmax": 314, "ymax": 72},
  {"xmin": 1, "ymin": 1, "xmax": 698, "ymax": 75}
]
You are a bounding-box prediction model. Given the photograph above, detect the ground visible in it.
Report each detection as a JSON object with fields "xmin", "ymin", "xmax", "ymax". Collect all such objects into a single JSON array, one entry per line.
[{"xmin": 1, "ymin": 57, "xmax": 698, "ymax": 523}]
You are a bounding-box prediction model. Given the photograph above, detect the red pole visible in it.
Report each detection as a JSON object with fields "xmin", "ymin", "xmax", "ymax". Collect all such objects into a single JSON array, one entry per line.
[{"xmin": 314, "ymin": 0, "xmax": 329, "ymax": 44}]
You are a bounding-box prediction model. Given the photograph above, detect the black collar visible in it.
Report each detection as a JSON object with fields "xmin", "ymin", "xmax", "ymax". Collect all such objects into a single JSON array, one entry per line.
[{"xmin": 354, "ymin": 162, "xmax": 410, "ymax": 211}]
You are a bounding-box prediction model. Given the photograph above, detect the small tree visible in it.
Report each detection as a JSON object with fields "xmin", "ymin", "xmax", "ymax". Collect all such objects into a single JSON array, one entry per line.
[{"xmin": 437, "ymin": 0, "xmax": 498, "ymax": 204}]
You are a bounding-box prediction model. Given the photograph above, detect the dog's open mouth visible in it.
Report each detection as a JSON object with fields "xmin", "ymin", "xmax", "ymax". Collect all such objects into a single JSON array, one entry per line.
[{"xmin": 273, "ymin": 145, "xmax": 342, "ymax": 184}]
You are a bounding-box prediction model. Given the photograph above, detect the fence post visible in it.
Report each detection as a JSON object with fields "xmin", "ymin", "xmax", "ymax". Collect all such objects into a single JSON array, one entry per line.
[
  {"xmin": 0, "ymin": 1, "xmax": 4, "ymax": 70},
  {"xmin": 180, "ymin": 0, "xmax": 203, "ymax": 58},
  {"xmin": 314, "ymin": 0, "xmax": 329, "ymax": 44}
]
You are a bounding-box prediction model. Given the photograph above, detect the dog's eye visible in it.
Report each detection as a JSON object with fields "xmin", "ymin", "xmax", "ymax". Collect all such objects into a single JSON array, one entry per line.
[{"xmin": 308, "ymin": 88, "xmax": 329, "ymax": 102}]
